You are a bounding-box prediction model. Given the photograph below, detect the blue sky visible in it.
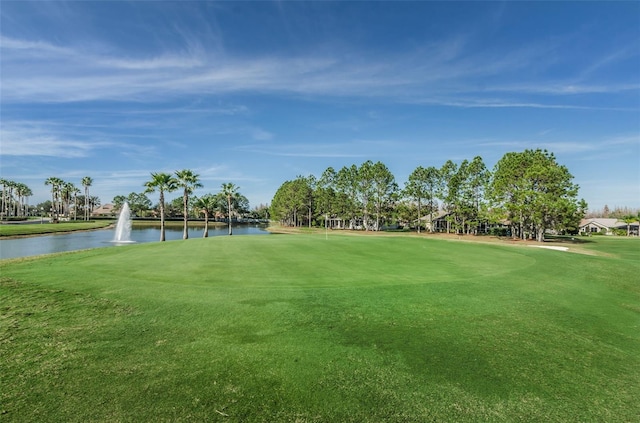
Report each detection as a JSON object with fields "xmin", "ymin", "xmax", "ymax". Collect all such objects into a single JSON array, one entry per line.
[{"xmin": 1, "ymin": 1, "xmax": 639, "ymax": 211}]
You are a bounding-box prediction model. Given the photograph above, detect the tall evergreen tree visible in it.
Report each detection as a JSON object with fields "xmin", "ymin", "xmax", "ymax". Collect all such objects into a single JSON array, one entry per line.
[
  {"xmin": 438, "ymin": 160, "xmax": 458, "ymax": 233},
  {"xmin": 370, "ymin": 161, "xmax": 397, "ymax": 231},
  {"xmin": 488, "ymin": 149, "xmax": 584, "ymax": 242},
  {"xmin": 405, "ymin": 166, "xmax": 440, "ymax": 233}
]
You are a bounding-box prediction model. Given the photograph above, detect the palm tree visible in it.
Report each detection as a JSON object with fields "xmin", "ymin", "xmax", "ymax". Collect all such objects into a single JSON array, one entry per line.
[
  {"xmin": 193, "ymin": 194, "xmax": 216, "ymax": 238},
  {"xmin": 621, "ymin": 215, "xmax": 637, "ymax": 237},
  {"xmin": 144, "ymin": 172, "xmax": 178, "ymax": 241},
  {"xmin": 0, "ymin": 178, "xmax": 9, "ymax": 219},
  {"xmin": 8, "ymin": 181, "xmax": 22, "ymax": 217},
  {"xmin": 72, "ymin": 186, "xmax": 81, "ymax": 220},
  {"xmin": 82, "ymin": 177, "xmax": 93, "ymax": 220},
  {"xmin": 61, "ymin": 182, "xmax": 77, "ymax": 219},
  {"xmin": 175, "ymin": 169, "xmax": 202, "ymax": 240},
  {"xmin": 14, "ymin": 183, "xmax": 32, "ymax": 217},
  {"xmin": 45, "ymin": 177, "xmax": 64, "ymax": 222},
  {"xmin": 89, "ymin": 196, "xmax": 101, "ymax": 217},
  {"xmin": 5, "ymin": 180, "xmax": 17, "ymax": 218},
  {"xmin": 221, "ymin": 183, "xmax": 240, "ymax": 235}
]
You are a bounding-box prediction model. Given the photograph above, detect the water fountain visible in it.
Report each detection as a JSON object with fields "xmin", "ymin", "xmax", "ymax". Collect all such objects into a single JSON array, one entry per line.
[{"xmin": 112, "ymin": 202, "xmax": 135, "ymax": 243}]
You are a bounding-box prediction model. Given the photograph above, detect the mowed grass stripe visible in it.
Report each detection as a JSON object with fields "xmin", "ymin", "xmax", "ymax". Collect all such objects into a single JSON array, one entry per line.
[
  {"xmin": 7, "ymin": 234, "xmax": 537, "ymax": 290},
  {"xmin": 1, "ymin": 235, "xmax": 638, "ymax": 422}
]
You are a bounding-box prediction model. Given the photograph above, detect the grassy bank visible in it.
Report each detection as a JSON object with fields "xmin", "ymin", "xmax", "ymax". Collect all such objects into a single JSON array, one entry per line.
[
  {"xmin": 0, "ymin": 221, "xmax": 113, "ymax": 237},
  {"xmin": 0, "ymin": 219, "xmax": 231, "ymax": 237},
  {"xmin": 1, "ymin": 234, "xmax": 638, "ymax": 422}
]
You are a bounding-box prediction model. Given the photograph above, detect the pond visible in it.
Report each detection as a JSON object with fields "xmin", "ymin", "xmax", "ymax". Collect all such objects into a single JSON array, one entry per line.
[{"xmin": 0, "ymin": 225, "xmax": 269, "ymax": 260}]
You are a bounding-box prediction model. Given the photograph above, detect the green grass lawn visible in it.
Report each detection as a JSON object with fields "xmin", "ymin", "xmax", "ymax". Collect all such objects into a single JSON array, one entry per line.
[
  {"xmin": 0, "ymin": 219, "xmax": 224, "ymax": 238},
  {"xmin": 0, "ymin": 221, "xmax": 113, "ymax": 237},
  {"xmin": 1, "ymin": 234, "xmax": 638, "ymax": 422}
]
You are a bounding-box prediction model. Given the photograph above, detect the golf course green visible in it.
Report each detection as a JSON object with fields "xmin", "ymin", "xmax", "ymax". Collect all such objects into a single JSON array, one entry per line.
[{"xmin": 1, "ymin": 232, "xmax": 638, "ymax": 422}]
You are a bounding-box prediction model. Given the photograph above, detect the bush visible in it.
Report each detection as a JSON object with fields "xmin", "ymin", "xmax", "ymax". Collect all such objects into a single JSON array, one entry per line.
[{"xmin": 490, "ymin": 227, "xmax": 510, "ymax": 237}]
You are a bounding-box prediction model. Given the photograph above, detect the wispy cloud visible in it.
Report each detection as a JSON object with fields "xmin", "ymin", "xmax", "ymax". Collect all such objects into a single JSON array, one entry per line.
[
  {"xmin": 3, "ymin": 32, "xmax": 635, "ymax": 110},
  {"xmin": 196, "ymin": 165, "xmax": 262, "ymax": 184},
  {"xmin": 579, "ymin": 43, "xmax": 640, "ymax": 79},
  {"xmin": 479, "ymin": 133, "xmax": 640, "ymax": 155},
  {"xmin": 234, "ymin": 140, "xmax": 386, "ymax": 158},
  {"xmin": 477, "ymin": 83, "xmax": 640, "ymax": 96},
  {"xmin": 98, "ymin": 55, "xmax": 204, "ymax": 70},
  {"xmin": 111, "ymin": 104, "xmax": 250, "ymax": 116},
  {"xmin": 0, "ymin": 36, "xmax": 74, "ymax": 56},
  {"xmin": 0, "ymin": 120, "xmax": 150, "ymax": 158},
  {"xmin": 0, "ymin": 124, "xmax": 106, "ymax": 158},
  {"xmin": 413, "ymin": 97, "xmax": 600, "ymax": 110},
  {"xmin": 479, "ymin": 141, "xmax": 597, "ymax": 154}
]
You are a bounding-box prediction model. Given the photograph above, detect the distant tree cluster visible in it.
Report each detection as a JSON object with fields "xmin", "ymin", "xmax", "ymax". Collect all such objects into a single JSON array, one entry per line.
[
  {"xmin": 271, "ymin": 161, "xmax": 399, "ymax": 231},
  {"xmin": 4, "ymin": 176, "xmax": 98, "ymax": 222},
  {"xmin": 0, "ymin": 179, "xmax": 33, "ymax": 219},
  {"xmin": 113, "ymin": 192, "xmax": 153, "ymax": 217},
  {"xmin": 271, "ymin": 149, "xmax": 588, "ymax": 241},
  {"xmin": 586, "ymin": 205, "xmax": 640, "ymax": 219},
  {"xmin": 40, "ymin": 176, "xmax": 97, "ymax": 222}
]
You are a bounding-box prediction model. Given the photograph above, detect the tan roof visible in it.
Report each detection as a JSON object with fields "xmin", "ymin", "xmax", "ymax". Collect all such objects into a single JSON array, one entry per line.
[
  {"xmin": 91, "ymin": 203, "xmax": 115, "ymax": 215},
  {"xmin": 580, "ymin": 218, "xmax": 639, "ymax": 228}
]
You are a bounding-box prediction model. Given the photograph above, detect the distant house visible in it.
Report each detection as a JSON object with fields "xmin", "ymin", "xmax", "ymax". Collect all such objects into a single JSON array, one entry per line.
[
  {"xmin": 425, "ymin": 212, "xmax": 451, "ymax": 232},
  {"xmin": 91, "ymin": 203, "xmax": 116, "ymax": 217},
  {"xmin": 427, "ymin": 212, "xmax": 508, "ymax": 234},
  {"xmin": 579, "ymin": 218, "xmax": 639, "ymax": 236}
]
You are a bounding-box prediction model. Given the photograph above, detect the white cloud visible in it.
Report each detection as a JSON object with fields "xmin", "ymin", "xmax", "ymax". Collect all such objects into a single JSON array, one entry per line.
[
  {"xmin": 4, "ymin": 33, "xmax": 635, "ymax": 110},
  {"xmin": 98, "ymin": 55, "xmax": 204, "ymax": 70},
  {"xmin": 250, "ymin": 128, "xmax": 274, "ymax": 141},
  {"xmin": 0, "ymin": 125, "xmax": 100, "ymax": 158},
  {"xmin": 478, "ymin": 133, "xmax": 640, "ymax": 155},
  {"xmin": 579, "ymin": 43, "xmax": 640, "ymax": 79},
  {"xmin": 234, "ymin": 142, "xmax": 367, "ymax": 158},
  {"xmin": 0, "ymin": 36, "xmax": 74, "ymax": 56},
  {"xmin": 478, "ymin": 82, "xmax": 640, "ymax": 96},
  {"xmin": 0, "ymin": 121, "xmax": 150, "ymax": 159}
]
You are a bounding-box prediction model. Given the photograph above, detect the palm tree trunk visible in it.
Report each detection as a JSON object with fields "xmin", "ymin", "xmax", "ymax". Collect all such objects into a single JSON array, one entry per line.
[
  {"xmin": 183, "ymin": 190, "xmax": 189, "ymax": 240},
  {"xmin": 160, "ymin": 191, "xmax": 166, "ymax": 242},
  {"xmin": 227, "ymin": 197, "xmax": 233, "ymax": 235}
]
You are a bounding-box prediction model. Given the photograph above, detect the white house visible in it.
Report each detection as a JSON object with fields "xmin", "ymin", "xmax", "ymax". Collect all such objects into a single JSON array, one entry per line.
[{"xmin": 579, "ymin": 218, "xmax": 639, "ymax": 236}]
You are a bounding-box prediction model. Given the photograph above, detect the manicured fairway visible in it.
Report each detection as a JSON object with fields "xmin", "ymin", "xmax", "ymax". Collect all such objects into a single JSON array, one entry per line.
[{"xmin": 1, "ymin": 234, "xmax": 639, "ymax": 422}]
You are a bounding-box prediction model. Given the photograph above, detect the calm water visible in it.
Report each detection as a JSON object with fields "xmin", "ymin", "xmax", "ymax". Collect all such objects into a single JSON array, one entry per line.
[{"xmin": 0, "ymin": 225, "xmax": 269, "ymax": 260}]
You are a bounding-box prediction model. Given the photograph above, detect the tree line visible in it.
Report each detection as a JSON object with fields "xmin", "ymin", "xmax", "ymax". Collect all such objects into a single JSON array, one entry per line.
[
  {"xmin": 0, "ymin": 179, "xmax": 34, "ymax": 219},
  {"xmin": 585, "ymin": 205, "xmax": 640, "ymax": 220},
  {"xmin": 270, "ymin": 149, "xmax": 588, "ymax": 242},
  {"xmin": 0, "ymin": 177, "xmax": 97, "ymax": 222},
  {"xmin": 2, "ymin": 172, "xmax": 257, "ymax": 243}
]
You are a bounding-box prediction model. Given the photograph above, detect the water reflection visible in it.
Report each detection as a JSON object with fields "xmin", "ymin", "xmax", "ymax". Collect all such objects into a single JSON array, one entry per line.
[{"xmin": 0, "ymin": 225, "xmax": 269, "ymax": 260}]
